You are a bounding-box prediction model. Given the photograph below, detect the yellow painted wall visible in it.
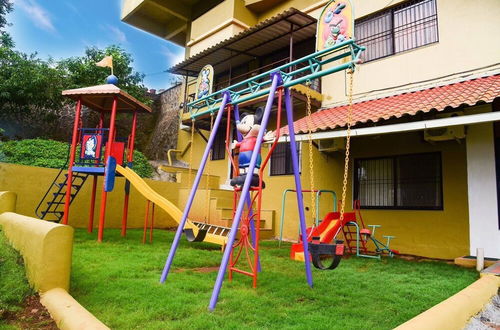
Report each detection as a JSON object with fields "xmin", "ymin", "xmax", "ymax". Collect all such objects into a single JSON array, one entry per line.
[
  {"xmin": 0, "ymin": 212, "xmax": 73, "ymax": 292},
  {"xmin": 0, "ymin": 163, "xmax": 181, "ymax": 229}
]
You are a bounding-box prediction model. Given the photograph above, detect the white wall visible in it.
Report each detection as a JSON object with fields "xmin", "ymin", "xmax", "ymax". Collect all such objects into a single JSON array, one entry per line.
[{"xmin": 466, "ymin": 122, "xmax": 500, "ymax": 258}]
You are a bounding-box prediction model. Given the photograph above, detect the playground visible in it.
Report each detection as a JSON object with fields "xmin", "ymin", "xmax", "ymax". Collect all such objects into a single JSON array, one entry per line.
[
  {"xmin": 1, "ymin": 0, "xmax": 500, "ymax": 328},
  {"xmin": 67, "ymin": 229, "xmax": 475, "ymax": 329}
]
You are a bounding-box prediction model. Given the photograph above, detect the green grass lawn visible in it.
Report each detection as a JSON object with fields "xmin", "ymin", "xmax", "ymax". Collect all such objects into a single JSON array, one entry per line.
[
  {"xmin": 0, "ymin": 231, "xmax": 33, "ymax": 329},
  {"xmin": 71, "ymin": 229, "xmax": 477, "ymax": 329}
]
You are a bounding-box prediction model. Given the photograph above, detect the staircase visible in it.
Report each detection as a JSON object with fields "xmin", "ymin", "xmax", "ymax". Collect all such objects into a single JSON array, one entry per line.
[
  {"xmin": 161, "ymin": 165, "xmax": 275, "ymax": 239},
  {"xmin": 35, "ymin": 169, "xmax": 89, "ymax": 222}
]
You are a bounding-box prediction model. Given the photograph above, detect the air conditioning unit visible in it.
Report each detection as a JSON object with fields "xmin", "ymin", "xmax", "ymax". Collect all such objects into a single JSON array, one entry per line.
[
  {"xmin": 424, "ymin": 125, "xmax": 466, "ymax": 142},
  {"xmin": 318, "ymin": 138, "xmax": 346, "ymax": 152}
]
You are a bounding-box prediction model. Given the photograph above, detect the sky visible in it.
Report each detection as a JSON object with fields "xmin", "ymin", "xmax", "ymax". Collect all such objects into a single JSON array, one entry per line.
[{"xmin": 6, "ymin": 0, "xmax": 185, "ymax": 90}]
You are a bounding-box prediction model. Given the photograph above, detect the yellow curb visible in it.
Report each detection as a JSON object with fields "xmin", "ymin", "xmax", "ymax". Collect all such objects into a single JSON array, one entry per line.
[
  {"xmin": 40, "ymin": 288, "xmax": 109, "ymax": 330},
  {"xmin": 396, "ymin": 275, "xmax": 500, "ymax": 330}
]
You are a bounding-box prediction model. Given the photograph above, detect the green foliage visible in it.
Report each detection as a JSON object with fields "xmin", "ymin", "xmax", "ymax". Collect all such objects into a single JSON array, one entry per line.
[
  {"xmin": 70, "ymin": 229, "xmax": 478, "ymax": 329},
  {"xmin": 0, "ymin": 139, "xmax": 69, "ymax": 168},
  {"xmin": 0, "ymin": 230, "xmax": 33, "ymax": 317},
  {"xmin": 131, "ymin": 150, "xmax": 154, "ymax": 178},
  {"xmin": 0, "ymin": 139, "xmax": 153, "ymax": 178},
  {"xmin": 58, "ymin": 45, "xmax": 150, "ymax": 105}
]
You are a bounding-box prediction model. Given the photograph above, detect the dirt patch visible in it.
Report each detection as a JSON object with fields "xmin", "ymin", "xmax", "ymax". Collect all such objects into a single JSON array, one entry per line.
[
  {"xmin": 3, "ymin": 294, "xmax": 57, "ymax": 329},
  {"xmin": 174, "ymin": 266, "xmax": 220, "ymax": 273}
]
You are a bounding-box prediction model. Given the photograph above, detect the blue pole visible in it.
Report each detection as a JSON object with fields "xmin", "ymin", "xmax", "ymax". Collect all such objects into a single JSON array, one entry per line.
[
  {"xmin": 160, "ymin": 92, "xmax": 230, "ymax": 283},
  {"xmin": 208, "ymin": 72, "xmax": 281, "ymax": 311},
  {"xmin": 234, "ymin": 105, "xmax": 261, "ymax": 272},
  {"xmin": 284, "ymin": 87, "xmax": 313, "ymax": 288}
]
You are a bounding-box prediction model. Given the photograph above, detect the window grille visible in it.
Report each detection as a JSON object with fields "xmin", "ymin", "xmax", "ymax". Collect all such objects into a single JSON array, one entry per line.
[
  {"xmin": 355, "ymin": 0, "xmax": 438, "ymax": 62},
  {"xmin": 354, "ymin": 152, "xmax": 442, "ymax": 209},
  {"xmin": 211, "ymin": 128, "xmax": 226, "ymax": 161},
  {"xmin": 270, "ymin": 142, "xmax": 300, "ymax": 176}
]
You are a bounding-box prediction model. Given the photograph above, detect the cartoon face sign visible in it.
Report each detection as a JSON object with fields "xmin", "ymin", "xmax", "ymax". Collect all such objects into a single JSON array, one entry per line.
[
  {"xmin": 81, "ymin": 134, "xmax": 102, "ymax": 160},
  {"xmin": 237, "ymin": 108, "xmax": 263, "ymax": 138},
  {"xmin": 195, "ymin": 64, "xmax": 214, "ymax": 100},
  {"xmin": 316, "ymin": 0, "xmax": 353, "ymax": 51}
]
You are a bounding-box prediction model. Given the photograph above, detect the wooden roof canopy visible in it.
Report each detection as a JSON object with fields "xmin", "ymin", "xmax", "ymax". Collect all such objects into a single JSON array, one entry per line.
[{"xmin": 62, "ymin": 84, "xmax": 152, "ymax": 113}]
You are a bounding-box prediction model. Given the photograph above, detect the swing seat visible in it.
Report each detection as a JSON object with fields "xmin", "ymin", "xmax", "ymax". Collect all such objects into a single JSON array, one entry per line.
[
  {"xmin": 183, "ymin": 228, "xmax": 208, "ymax": 242},
  {"xmin": 360, "ymin": 228, "xmax": 371, "ymax": 236},
  {"xmin": 308, "ymin": 238, "xmax": 344, "ymax": 270}
]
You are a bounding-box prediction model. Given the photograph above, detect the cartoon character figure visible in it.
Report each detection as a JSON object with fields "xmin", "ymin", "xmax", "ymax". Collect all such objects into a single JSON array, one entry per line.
[
  {"xmin": 230, "ymin": 108, "xmax": 274, "ymax": 188},
  {"xmin": 322, "ymin": 2, "xmax": 349, "ymax": 48},
  {"xmin": 197, "ymin": 68, "xmax": 211, "ymax": 99},
  {"xmin": 84, "ymin": 135, "xmax": 97, "ymax": 158}
]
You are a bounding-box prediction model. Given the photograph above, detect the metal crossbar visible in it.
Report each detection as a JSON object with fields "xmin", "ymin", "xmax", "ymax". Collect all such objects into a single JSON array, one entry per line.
[{"xmin": 187, "ymin": 39, "xmax": 365, "ymax": 118}]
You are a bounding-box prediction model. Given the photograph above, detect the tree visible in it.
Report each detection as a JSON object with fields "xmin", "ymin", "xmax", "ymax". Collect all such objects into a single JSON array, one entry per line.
[{"xmin": 58, "ymin": 45, "xmax": 149, "ymax": 104}]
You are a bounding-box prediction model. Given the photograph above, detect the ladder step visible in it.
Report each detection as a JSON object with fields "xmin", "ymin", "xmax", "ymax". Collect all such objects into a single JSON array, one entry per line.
[{"xmin": 47, "ymin": 201, "xmax": 65, "ymax": 206}]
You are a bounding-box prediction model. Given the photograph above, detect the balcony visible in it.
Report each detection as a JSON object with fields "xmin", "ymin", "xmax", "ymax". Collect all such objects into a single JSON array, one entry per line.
[{"xmin": 167, "ymin": 8, "xmax": 323, "ymax": 127}]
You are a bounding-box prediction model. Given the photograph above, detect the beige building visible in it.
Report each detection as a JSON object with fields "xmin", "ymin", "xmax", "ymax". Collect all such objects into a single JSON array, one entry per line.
[{"xmin": 122, "ymin": 0, "xmax": 500, "ymax": 259}]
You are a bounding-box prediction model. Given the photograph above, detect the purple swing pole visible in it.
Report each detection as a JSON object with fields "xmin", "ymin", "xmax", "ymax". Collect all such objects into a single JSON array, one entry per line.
[
  {"xmin": 160, "ymin": 92, "xmax": 230, "ymax": 283},
  {"xmin": 234, "ymin": 105, "xmax": 261, "ymax": 273},
  {"xmin": 208, "ymin": 72, "xmax": 281, "ymax": 311},
  {"xmin": 284, "ymin": 87, "xmax": 313, "ymax": 288}
]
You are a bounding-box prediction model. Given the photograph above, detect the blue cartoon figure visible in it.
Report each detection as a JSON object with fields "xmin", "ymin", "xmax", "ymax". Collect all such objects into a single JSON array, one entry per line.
[{"xmin": 84, "ymin": 135, "xmax": 97, "ymax": 158}]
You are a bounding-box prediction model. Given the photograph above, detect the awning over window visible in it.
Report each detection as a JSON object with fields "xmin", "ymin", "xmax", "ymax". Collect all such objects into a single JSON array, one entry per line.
[
  {"xmin": 168, "ymin": 8, "xmax": 316, "ymax": 76},
  {"xmin": 281, "ymin": 74, "xmax": 500, "ymax": 135}
]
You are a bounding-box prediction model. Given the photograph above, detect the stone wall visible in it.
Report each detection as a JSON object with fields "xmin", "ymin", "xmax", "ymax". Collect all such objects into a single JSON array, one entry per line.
[{"xmin": 145, "ymin": 84, "xmax": 182, "ymax": 160}]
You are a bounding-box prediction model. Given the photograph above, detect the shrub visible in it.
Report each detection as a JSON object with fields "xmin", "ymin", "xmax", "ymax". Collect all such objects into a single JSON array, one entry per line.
[{"xmin": 0, "ymin": 139, "xmax": 153, "ymax": 178}]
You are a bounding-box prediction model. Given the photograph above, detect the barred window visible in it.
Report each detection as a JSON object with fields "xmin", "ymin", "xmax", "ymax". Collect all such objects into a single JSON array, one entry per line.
[
  {"xmin": 355, "ymin": 0, "xmax": 438, "ymax": 62},
  {"xmin": 354, "ymin": 152, "xmax": 442, "ymax": 209},
  {"xmin": 270, "ymin": 142, "xmax": 300, "ymax": 176},
  {"xmin": 211, "ymin": 128, "xmax": 226, "ymax": 161}
]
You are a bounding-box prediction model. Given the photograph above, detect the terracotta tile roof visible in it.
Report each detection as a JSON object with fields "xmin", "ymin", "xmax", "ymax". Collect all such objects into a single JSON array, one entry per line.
[{"xmin": 282, "ymin": 74, "xmax": 500, "ymax": 135}]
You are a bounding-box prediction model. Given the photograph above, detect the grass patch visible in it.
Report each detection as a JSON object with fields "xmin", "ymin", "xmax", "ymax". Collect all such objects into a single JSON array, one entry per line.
[
  {"xmin": 0, "ymin": 230, "xmax": 33, "ymax": 323},
  {"xmin": 71, "ymin": 229, "xmax": 477, "ymax": 329}
]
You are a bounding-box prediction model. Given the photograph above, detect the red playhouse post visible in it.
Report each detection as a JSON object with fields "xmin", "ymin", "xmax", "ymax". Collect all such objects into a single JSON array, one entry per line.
[{"xmin": 121, "ymin": 110, "xmax": 138, "ymax": 236}]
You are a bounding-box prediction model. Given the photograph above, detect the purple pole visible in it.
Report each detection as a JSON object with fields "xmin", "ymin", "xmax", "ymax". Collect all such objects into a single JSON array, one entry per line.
[
  {"xmin": 234, "ymin": 105, "xmax": 261, "ymax": 273},
  {"xmin": 160, "ymin": 92, "xmax": 230, "ymax": 283},
  {"xmin": 208, "ymin": 73, "xmax": 281, "ymax": 311},
  {"xmin": 284, "ymin": 87, "xmax": 313, "ymax": 287}
]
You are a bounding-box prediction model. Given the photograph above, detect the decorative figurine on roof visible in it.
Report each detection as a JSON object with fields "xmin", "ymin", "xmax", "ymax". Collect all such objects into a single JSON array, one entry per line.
[
  {"xmin": 230, "ymin": 107, "xmax": 274, "ymax": 188},
  {"xmin": 316, "ymin": 0, "xmax": 353, "ymax": 51},
  {"xmin": 196, "ymin": 64, "xmax": 214, "ymax": 100}
]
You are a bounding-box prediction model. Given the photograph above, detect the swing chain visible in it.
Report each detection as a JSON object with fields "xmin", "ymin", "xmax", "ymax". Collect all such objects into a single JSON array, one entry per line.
[
  {"xmin": 204, "ymin": 112, "xmax": 214, "ymax": 221},
  {"xmin": 339, "ymin": 70, "xmax": 354, "ymax": 222},
  {"xmin": 305, "ymin": 80, "xmax": 317, "ymax": 227},
  {"xmin": 188, "ymin": 119, "xmax": 195, "ymax": 189}
]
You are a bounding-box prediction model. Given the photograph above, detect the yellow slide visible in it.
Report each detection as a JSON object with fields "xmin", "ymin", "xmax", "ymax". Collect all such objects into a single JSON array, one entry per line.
[{"xmin": 115, "ymin": 165, "xmax": 227, "ymax": 246}]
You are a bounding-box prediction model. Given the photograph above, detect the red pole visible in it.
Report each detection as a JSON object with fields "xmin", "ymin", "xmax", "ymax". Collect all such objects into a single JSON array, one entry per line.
[
  {"xmin": 150, "ymin": 204, "xmax": 155, "ymax": 243},
  {"xmin": 143, "ymin": 200, "xmax": 150, "ymax": 244},
  {"xmin": 121, "ymin": 110, "xmax": 138, "ymax": 236},
  {"xmin": 97, "ymin": 96, "xmax": 118, "ymax": 242},
  {"xmin": 62, "ymin": 98, "xmax": 82, "ymax": 225}
]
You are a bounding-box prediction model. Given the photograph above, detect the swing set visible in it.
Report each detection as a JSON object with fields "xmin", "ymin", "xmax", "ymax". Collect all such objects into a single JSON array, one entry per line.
[{"xmin": 160, "ymin": 0, "xmax": 372, "ymax": 311}]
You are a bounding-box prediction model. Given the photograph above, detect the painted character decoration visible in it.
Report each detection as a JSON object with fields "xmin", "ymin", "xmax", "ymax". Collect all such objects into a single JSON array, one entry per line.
[
  {"xmin": 81, "ymin": 134, "xmax": 102, "ymax": 160},
  {"xmin": 230, "ymin": 108, "xmax": 274, "ymax": 188},
  {"xmin": 195, "ymin": 64, "xmax": 214, "ymax": 100},
  {"xmin": 316, "ymin": 0, "xmax": 353, "ymax": 51}
]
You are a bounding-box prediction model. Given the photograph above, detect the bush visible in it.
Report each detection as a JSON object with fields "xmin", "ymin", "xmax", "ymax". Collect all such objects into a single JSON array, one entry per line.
[{"xmin": 0, "ymin": 139, "xmax": 153, "ymax": 178}]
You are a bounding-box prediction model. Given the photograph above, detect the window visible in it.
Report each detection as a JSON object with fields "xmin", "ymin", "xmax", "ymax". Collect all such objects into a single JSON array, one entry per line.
[
  {"xmin": 354, "ymin": 152, "xmax": 442, "ymax": 209},
  {"xmin": 355, "ymin": 0, "xmax": 438, "ymax": 62},
  {"xmin": 211, "ymin": 128, "xmax": 226, "ymax": 161},
  {"xmin": 270, "ymin": 142, "xmax": 300, "ymax": 176}
]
